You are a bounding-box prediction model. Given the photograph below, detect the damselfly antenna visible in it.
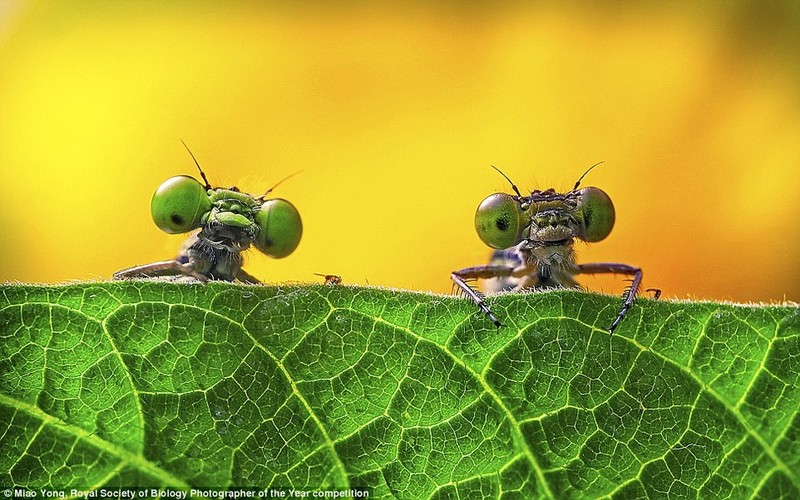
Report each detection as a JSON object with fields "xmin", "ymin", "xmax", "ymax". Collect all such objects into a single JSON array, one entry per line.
[
  {"xmin": 259, "ymin": 170, "xmax": 303, "ymax": 199},
  {"xmin": 181, "ymin": 139, "xmax": 212, "ymax": 189},
  {"xmin": 572, "ymin": 161, "xmax": 604, "ymax": 191},
  {"xmin": 491, "ymin": 165, "xmax": 523, "ymax": 198}
]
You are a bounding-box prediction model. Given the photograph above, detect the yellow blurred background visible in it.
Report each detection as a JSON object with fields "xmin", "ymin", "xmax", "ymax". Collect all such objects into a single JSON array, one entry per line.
[{"xmin": 1, "ymin": 1, "xmax": 798, "ymax": 303}]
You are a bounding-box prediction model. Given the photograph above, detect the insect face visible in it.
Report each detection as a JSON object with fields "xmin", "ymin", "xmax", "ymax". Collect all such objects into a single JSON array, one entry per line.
[
  {"xmin": 521, "ymin": 189, "xmax": 581, "ymax": 246},
  {"xmin": 474, "ymin": 186, "xmax": 616, "ymax": 250},
  {"xmin": 149, "ymin": 177, "xmax": 303, "ymax": 259}
]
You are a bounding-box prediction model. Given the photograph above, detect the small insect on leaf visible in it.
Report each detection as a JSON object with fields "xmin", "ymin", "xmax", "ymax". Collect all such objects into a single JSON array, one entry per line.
[
  {"xmin": 314, "ymin": 273, "xmax": 343, "ymax": 285},
  {"xmin": 452, "ymin": 163, "xmax": 658, "ymax": 333},
  {"xmin": 114, "ymin": 144, "xmax": 302, "ymax": 284}
]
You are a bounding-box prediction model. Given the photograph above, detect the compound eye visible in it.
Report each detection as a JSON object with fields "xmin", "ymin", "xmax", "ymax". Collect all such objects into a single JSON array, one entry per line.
[
  {"xmin": 474, "ymin": 193, "xmax": 524, "ymax": 249},
  {"xmin": 254, "ymin": 199, "xmax": 302, "ymax": 258},
  {"xmin": 578, "ymin": 187, "xmax": 615, "ymax": 242},
  {"xmin": 150, "ymin": 176, "xmax": 211, "ymax": 234}
]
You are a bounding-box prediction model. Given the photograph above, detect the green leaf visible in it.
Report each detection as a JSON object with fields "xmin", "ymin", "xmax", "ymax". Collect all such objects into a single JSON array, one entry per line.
[{"xmin": 1, "ymin": 282, "xmax": 798, "ymax": 498}]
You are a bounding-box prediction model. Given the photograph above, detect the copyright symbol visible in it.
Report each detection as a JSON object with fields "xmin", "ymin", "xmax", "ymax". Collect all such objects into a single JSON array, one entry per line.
[{"xmin": 2, "ymin": 489, "xmax": 11, "ymax": 498}]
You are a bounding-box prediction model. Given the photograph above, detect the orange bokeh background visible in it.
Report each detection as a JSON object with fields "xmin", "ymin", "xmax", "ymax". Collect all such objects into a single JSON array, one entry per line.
[{"xmin": 1, "ymin": 2, "xmax": 798, "ymax": 303}]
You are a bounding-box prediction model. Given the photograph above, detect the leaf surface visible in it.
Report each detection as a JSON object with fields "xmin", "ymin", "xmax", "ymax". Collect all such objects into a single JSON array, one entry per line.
[{"xmin": 1, "ymin": 283, "xmax": 798, "ymax": 498}]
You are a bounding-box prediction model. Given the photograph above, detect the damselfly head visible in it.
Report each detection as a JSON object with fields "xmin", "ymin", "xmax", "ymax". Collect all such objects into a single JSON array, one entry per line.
[
  {"xmin": 149, "ymin": 144, "xmax": 303, "ymax": 259},
  {"xmin": 474, "ymin": 163, "xmax": 616, "ymax": 249}
]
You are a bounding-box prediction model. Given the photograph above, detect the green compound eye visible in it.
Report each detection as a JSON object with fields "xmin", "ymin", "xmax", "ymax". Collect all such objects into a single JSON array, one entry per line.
[
  {"xmin": 474, "ymin": 193, "xmax": 524, "ymax": 249},
  {"xmin": 578, "ymin": 187, "xmax": 615, "ymax": 242},
  {"xmin": 254, "ymin": 198, "xmax": 303, "ymax": 258},
  {"xmin": 150, "ymin": 175, "xmax": 212, "ymax": 234}
]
